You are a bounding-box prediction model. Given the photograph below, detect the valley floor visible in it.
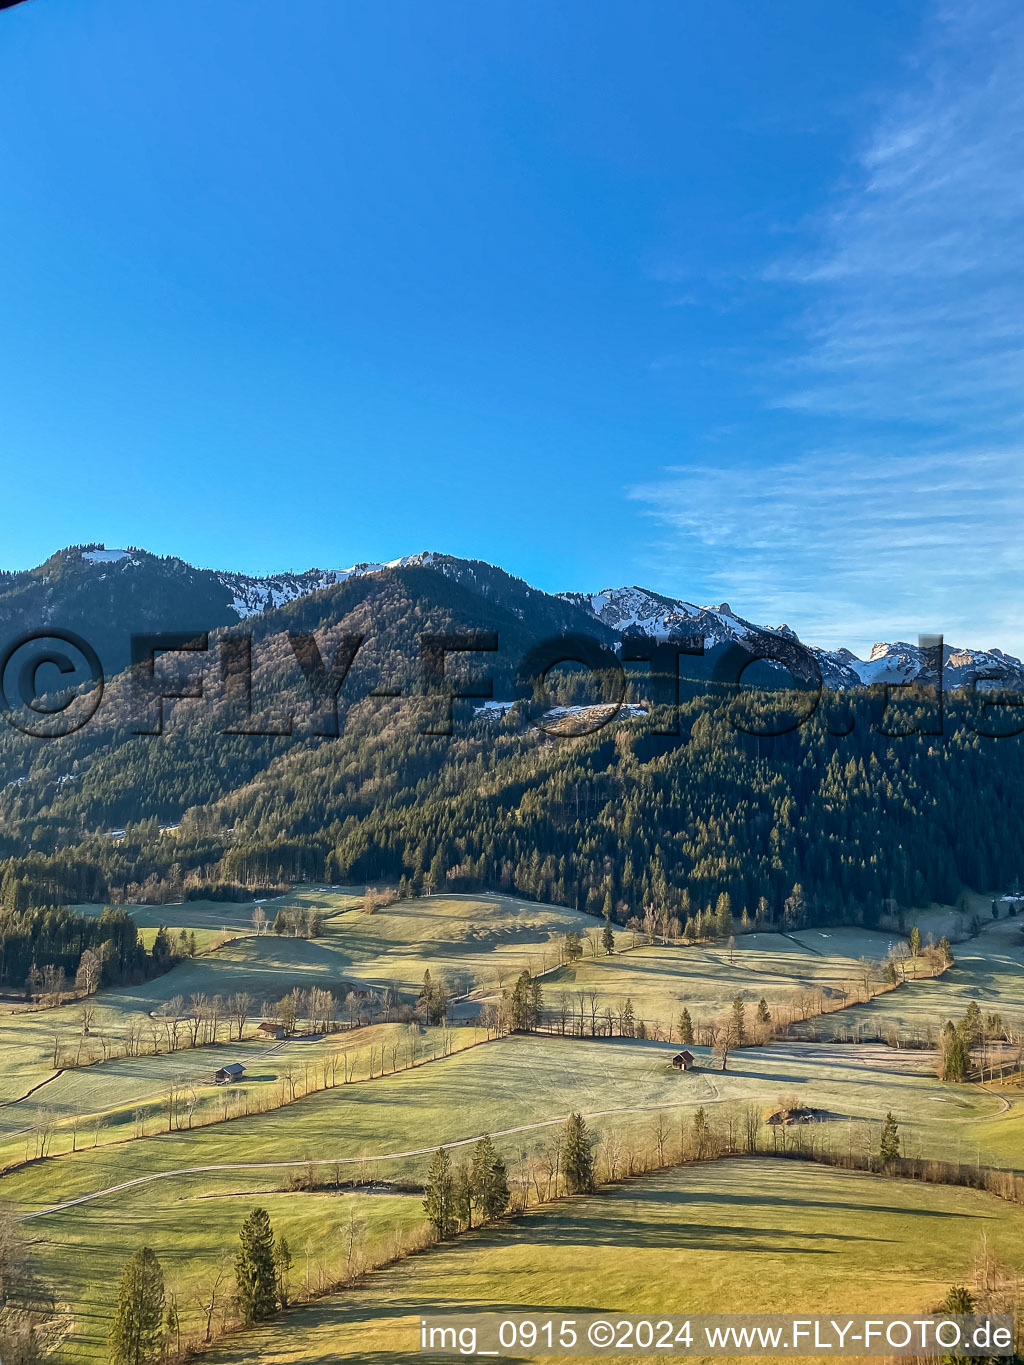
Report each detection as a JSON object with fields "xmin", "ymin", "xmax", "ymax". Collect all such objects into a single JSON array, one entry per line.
[{"xmin": 203, "ymin": 1158, "xmax": 1024, "ymax": 1365}]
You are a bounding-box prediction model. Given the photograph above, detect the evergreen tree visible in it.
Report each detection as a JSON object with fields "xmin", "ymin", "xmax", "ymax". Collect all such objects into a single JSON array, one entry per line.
[
  {"xmin": 714, "ymin": 892, "xmax": 733, "ymax": 939},
  {"xmin": 417, "ymin": 969, "xmax": 447, "ymax": 1025},
  {"xmin": 109, "ymin": 1247, "xmax": 165, "ymax": 1365},
  {"xmin": 941, "ymin": 1285, "xmax": 975, "ymax": 1313},
  {"xmin": 274, "ymin": 1236, "xmax": 293, "ymax": 1309},
  {"xmin": 503, "ymin": 971, "xmax": 542, "ymax": 1031},
  {"xmin": 562, "ymin": 1112, "xmax": 595, "ymax": 1194},
  {"xmin": 938, "ymin": 1285, "xmax": 976, "ymax": 1365},
  {"xmin": 530, "ymin": 976, "xmax": 543, "ymax": 1028},
  {"xmin": 783, "ymin": 884, "xmax": 806, "ymax": 929},
  {"xmin": 677, "ymin": 1007, "xmax": 694, "ymax": 1045},
  {"xmin": 453, "ymin": 1161, "xmax": 475, "ymax": 1231},
  {"xmin": 731, "ymin": 993, "xmax": 746, "ymax": 1043},
  {"xmin": 483, "ymin": 1158, "xmax": 510, "ymax": 1221},
  {"xmin": 150, "ymin": 926, "xmax": 172, "ymax": 972},
  {"xmin": 938, "ymin": 936, "xmax": 954, "ymax": 966},
  {"xmin": 691, "ymin": 1106, "xmax": 712, "ymax": 1158},
  {"xmin": 418, "ymin": 969, "xmax": 433, "ymax": 1007},
  {"xmin": 756, "ymin": 997, "xmax": 771, "ymax": 1026},
  {"xmin": 235, "ymin": 1207, "xmax": 278, "ymax": 1323},
  {"xmin": 602, "ymin": 911, "xmax": 615, "ymax": 956},
  {"xmin": 908, "ymin": 925, "xmax": 922, "ymax": 957},
  {"xmin": 879, "ymin": 1112, "xmax": 900, "ymax": 1166},
  {"xmin": 620, "ymin": 998, "xmax": 636, "ymax": 1038},
  {"xmin": 470, "ymin": 1135, "xmax": 510, "ymax": 1221},
  {"xmin": 940, "ymin": 1022, "xmax": 970, "ymax": 1081},
  {"xmin": 563, "ymin": 931, "xmax": 583, "ymax": 962},
  {"xmin": 423, "ymin": 1147, "xmax": 458, "ymax": 1239},
  {"xmin": 959, "ymin": 1000, "xmax": 982, "ymax": 1046}
]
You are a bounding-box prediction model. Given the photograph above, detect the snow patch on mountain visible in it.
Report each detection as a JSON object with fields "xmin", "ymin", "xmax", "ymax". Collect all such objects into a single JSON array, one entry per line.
[
  {"xmin": 82, "ymin": 549, "xmax": 133, "ymax": 565},
  {"xmin": 217, "ymin": 552, "xmax": 438, "ymax": 618}
]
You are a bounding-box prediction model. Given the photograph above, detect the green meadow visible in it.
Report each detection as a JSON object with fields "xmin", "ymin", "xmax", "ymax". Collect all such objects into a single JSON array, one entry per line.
[
  {"xmin": 0, "ymin": 889, "xmax": 587, "ymax": 1112},
  {"xmin": 0, "ymin": 888, "xmax": 1019, "ymax": 1364},
  {"xmin": 803, "ymin": 915, "xmax": 1024, "ymax": 1041},
  {"xmin": 202, "ymin": 1158, "xmax": 1024, "ymax": 1365},
  {"xmin": 5, "ymin": 1032, "xmax": 1013, "ymax": 1345},
  {"xmin": 537, "ymin": 927, "xmax": 908, "ymax": 1034},
  {"xmin": 0, "ymin": 1022, "xmax": 480, "ymax": 1164}
]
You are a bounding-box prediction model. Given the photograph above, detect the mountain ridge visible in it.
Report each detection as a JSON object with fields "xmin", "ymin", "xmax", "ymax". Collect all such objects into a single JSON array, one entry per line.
[{"xmin": 4, "ymin": 544, "xmax": 1021, "ymax": 691}]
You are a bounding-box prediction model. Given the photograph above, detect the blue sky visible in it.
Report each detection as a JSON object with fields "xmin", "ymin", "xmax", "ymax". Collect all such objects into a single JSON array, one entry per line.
[{"xmin": 2, "ymin": 0, "xmax": 1021, "ymax": 655}]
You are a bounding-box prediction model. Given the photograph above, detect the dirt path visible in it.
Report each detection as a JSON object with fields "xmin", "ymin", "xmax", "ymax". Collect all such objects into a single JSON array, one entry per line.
[{"xmin": 977, "ymin": 1081, "xmax": 1013, "ymax": 1115}]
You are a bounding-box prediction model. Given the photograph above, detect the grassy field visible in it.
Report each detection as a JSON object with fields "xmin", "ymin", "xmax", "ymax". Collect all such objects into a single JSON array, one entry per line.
[
  {"xmin": 44, "ymin": 1182, "xmax": 424, "ymax": 1364},
  {"xmin": 4, "ymin": 1033, "xmax": 1012, "ymax": 1283},
  {"xmin": 73, "ymin": 897, "xmax": 296, "ymax": 933},
  {"xmin": 0, "ymin": 890, "xmax": 1011, "ymax": 1180},
  {"xmin": 800, "ymin": 915, "xmax": 1024, "ymax": 1042},
  {"xmin": 538, "ymin": 913, "xmax": 1023, "ymax": 1050},
  {"xmin": 0, "ymin": 1023, "xmax": 481, "ymax": 1164},
  {"xmin": 0, "ymin": 889, "xmax": 983, "ymax": 1132},
  {"xmin": 312, "ymin": 889, "xmax": 599, "ymax": 994},
  {"xmin": 199, "ymin": 1158, "xmax": 1024, "ymax": 1365},
  {"xmin": 3, "ymin": 1029, "xmax": 1012, "ymax": 1208},
  {"xmin": 536, "ymin": 927, "xmax": 908, "ymax": 1035},
  {"xmin": 0, "ymin": 890, "xmax": 586, "ymax": 1112},
  {"xmin": 0, "ymin": 889, "xmax": 1017, "ymax": 1363}
]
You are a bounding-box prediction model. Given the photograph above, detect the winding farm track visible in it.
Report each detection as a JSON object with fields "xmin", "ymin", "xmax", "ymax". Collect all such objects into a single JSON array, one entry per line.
[
  {"xmin": 19, "ymin": 1098, "xmax": 716, "ymax": 1223},
  {"xmin": 14, "ymin": 1040, "xmax": 1012, "ymax": 1224},
  {"xmin": 978, "ymin": 1081, "xmax": 1014, "ymax": 1115}
]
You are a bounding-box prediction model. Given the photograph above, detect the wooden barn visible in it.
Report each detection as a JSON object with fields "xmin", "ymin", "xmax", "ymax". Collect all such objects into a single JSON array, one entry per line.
[
  {"xmin": 214, "ymin": 1062, "xmax": 246, "ymax": 1085},
  {"xmin": 257, "ymin": 1022, "xmax": 285, "ymax": 1039},
  {"xmin": 671, "ymin": 1049, "xmax": 696, "ymax": 1071}
]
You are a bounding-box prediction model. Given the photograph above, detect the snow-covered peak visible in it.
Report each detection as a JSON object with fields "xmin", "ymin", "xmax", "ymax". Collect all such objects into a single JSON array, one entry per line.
[
  {"xmin": 339, "ymin": 551, "xmax": 436, "ymax": 577},
  {"xmin": 48, "ymin": 544, "xmax": 1024, "ymax": 693},
  {"xmin": 562, "ymin": 587, "xmax": 860, "ymax": 688},
  {"xmin": 560, "ymin": 585, "xmax": 768, "ymax": 647},
  {"xmin": 852, "ymin": 640, "xmax": 1024, "ymax": 690}
]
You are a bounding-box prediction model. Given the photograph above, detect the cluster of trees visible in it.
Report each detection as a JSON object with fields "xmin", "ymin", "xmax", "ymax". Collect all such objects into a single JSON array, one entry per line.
[
  {"xmin": 0, "ymin": 892, "xmax": 189, "ymax": 999},
  {"xmin": 417, "ymin": 970, "xmax": 450, "ymax": 1025},
  {"xmin": 500, "ymin": 970, "xmax": 543, "ymax": 1031},
  {"xmin": 271, "ymin": 905, "xmax": 324, "ymax": 938},
  {"xmin": 883, "ymin": 925, "xmax": 952, "ymax": 983},
  {"xmin": 507, "ymin": 946, "xmax": 924, "ymax": 1051},
  {"xmin": 109, "ymin": 1206, "xmax": 294, "ymax": 1365},
  {"xmin": 423, "ymin": 1136, "xmax": 512, "ymax": 1239},
  {"xmin": 422, "ymin": 1117, "xmax": 595, "ymax": 1243},
  {"xmin": 136, "ymin": 984, "xmax": 366, "ymax": 1053},
  {"xmin": 940, "ymin": 1000, "xmax": 1015, "ymax": 1082}
]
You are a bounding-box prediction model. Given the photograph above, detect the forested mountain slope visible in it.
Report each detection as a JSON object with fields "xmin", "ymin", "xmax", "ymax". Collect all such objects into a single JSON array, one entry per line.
[{"xmin": 1, "ymin": 551, "xmax": 1021, "ymax": 933}]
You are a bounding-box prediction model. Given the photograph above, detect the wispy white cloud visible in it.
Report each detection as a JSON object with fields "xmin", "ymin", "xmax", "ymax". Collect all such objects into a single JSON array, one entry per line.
[
  {"xmin": 629, "ymin": 448, "xmax": 1024, "ymax": 656},
  {"xmin": 632, "ymin": 0, "xmax": 1024, "ymax": 656},
  {"xmin": 775, "ymin": 0, "xmax": 1024, "ymax": 427}
]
